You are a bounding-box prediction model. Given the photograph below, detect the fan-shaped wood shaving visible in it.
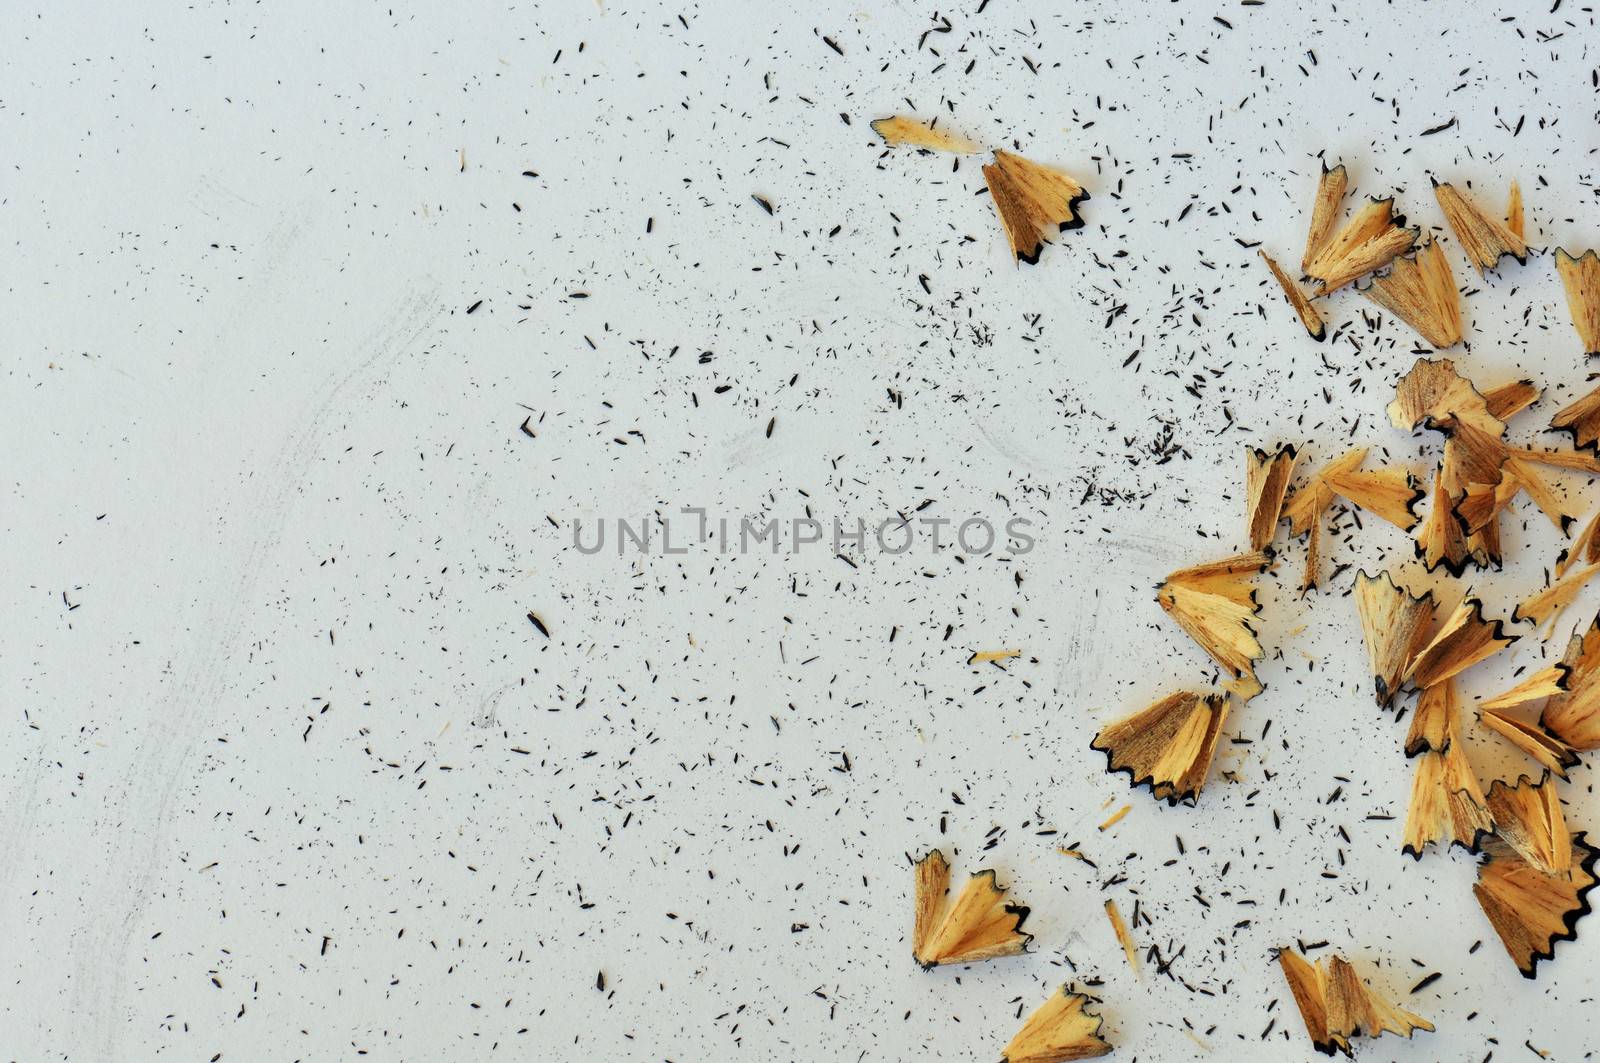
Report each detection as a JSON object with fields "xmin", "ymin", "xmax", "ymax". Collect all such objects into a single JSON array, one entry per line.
[
  {"xmin": 1091, "ymin": 690, "xmax": 1230, "ymax": 805},
  {"xmin": 1362, "ymin": 240, "xmax": 1462, "ymax": 349},
  {"xmin": 983, "ymin": 149, "xmax": 1089, "ymax": 265},
  {"xmin": 1000, "ymin": 986, "xmax": 1113, "ymax": 1063},
  {"xmin": 1555, "ymin": 248, "xmax": 1600, "ymax": 358},
  {"xmin": 1304, "ymin": 197, "xmax": 1418, "ymax": 294},
  {"xmin": 1404, "ymin": 597, "xmax": 1516, "ymax": 690},
  {"xmin": 1433, "ymin": 178, "xmax": 1529, "ymax": 275}
]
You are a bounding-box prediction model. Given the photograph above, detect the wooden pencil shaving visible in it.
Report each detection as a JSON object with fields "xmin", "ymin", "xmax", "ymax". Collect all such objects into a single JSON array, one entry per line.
[
  {"xmin": 1283, "ymin": 450, "xmax": 1364, "ymax": 589},
  {"xmin": 1386, "ymin": 357, "xmax": 1505, "ymax": 438},
  {"xmin": 1474, "ymin": 775, "xmax": 1598, "ymax": 978},
  {"xmin": 1320, "ymin": 461, "xmax": 1424, "ymax": 531},
  {"xmin": 1501, "ymin": 455, "xmax": 1576, "ymax": 533},
  {"xmin": 1103, "ymin": 899, "xmax": 1139, "ymax": 974},
  {"xmin": 1541, "ymin": 616, "xmax": 1600, "ymax": 749},
  {"xmin": 1404, "ymin": 678, "xmax": 1458, "ymax": 756},
  {"xmin": 1091, "ymin": 691, "xmax": 1230, "ymax": 804},
  {"xmin": 1485, "ymin": 774, "xmax": 1572, "ymax": 875},
  {"xmin": 911, "ymin": 849, "xmax": 1032, "ymax": 968},
  {"xmin": 1482, "ymin": 379, "xmax": 1540, "ymax": 422},
  {"xmin": 1512, "ymin": 445, "xmax": 1600, "ymax": 475},
  {"xmin": 1432, "ymin": 178, "xmax": 1529, "ymax": 275},
  {"xmin": 1404, "ymin": 597, "xmax": 1516, "ymax": 690},
  {"xmin": 999, "ymin": 986, "xmax": 1112, "ymax": 1063},
  {"xmin": 1479, "ymin": 707, "xmax": 1580, "ymax": 779},
  {"xmin": 1156, "ymin": 552, "xmax": 1270, "ymax": 681},
  {"xmin": 1550, "ymin": 384, "xmax": 1600, "ymax": 454},
  {"xmin": 1245, "ymin": 444, "xmax": 1298, "ymax": 550},
  {"xmin": 1353, "ymin": 570, "xmax": 1435, "ymax": 706},
  {"xmin": 1304, "ymin": 197, "xmax": 1417, "ymax": 294},
  {"xmin": 1416, "ymin": 443, "xmax": 1494, "ymax": 576},
  {"xmin": 1554, "ymin": 248, "xmax": 1600, "ymax": 358},
  {"xmin": 1556, "ymin": 510, "xmax": 1600, "ymax": 579},
  {"xmin": 983, "ymin": 149, "xmax": 1089, "ymax": 265},
  {"xmin": 1276, "ymin": 949, "xmax": 1434, "ymax": 1057},
  {"xmin": 1259, "ymin": 250, "xmax": 1326, "ymax": 340},
  {"xmin": 1403, "ymin": 734, "xmax": 1492, "ymax": 857},
  {"xmin": 869, "ymin": 115, "xmax": 979, "ymax": 154},
  {"xmin": 1480, "ymin": 664, "xmax": 1570, "ymax": 710},
  {"xmin": 1513, "ymin": 563, "xmax": 1600, "ymax": 640},
  {"xmin": 1302, "ymin": 161, "xmax": 1349, "ymax": 272},
  {"xmin": 1505, "ymin": 180, "xmax": 1524, "ymax": 241},
  {"xmin": 1362, "ymin": 240, "xmax": 1463, "ymax": 349}
]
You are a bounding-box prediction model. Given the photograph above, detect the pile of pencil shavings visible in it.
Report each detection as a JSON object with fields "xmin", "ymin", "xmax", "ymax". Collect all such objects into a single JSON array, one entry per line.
[
  {"xmin": 1094, "ymin": 167, "xmax": 1599, "ymax": 1054},
  {"xmin": 891, "ymin": 144, "xmax": 1600, "ymax": 1056}
]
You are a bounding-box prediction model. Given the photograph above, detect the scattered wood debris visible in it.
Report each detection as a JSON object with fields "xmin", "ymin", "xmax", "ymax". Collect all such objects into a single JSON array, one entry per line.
[
  {"xmin": 1404, "ymin": 597, "xmax": 1516, "ymax": 690},
  {"xmin": 1354, "ymin": 570, "xmax": 1435, "ymax": 706},
  {"xmin": 1157, "ymin": 552, "xmax": 1270, "ymax": 682},
  {"xmin": 1551, "ymin": 385, "xmax": 1600, "ymax": 453},
  {"xmin": 1302, "ymin": 161, "xmax": 1348, "ymax": 272},
  {"xmin": 1479, "ymin": 707, "xmax": 1579, "ymax": 779},
  {"xmin": 1512, "ymin": 565, "xmax": 1600, "ymax": 638},
  {"xmin": 1403, "ymin": 695, "xmax": 1492, "ymax": 857},
  {"xmin": 911, "ymin": 850, "xmax": 1031, "ymax": 968},
  {"xmin": 1541, "ymin": 618, "xmax": 1600, "ymax": 750}
]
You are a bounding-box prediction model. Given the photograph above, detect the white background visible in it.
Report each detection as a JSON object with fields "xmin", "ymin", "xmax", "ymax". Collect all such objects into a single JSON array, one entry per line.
[{"xmin": 4, "ymin": 1, "xmax": 1599, "ymax": 1059}]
